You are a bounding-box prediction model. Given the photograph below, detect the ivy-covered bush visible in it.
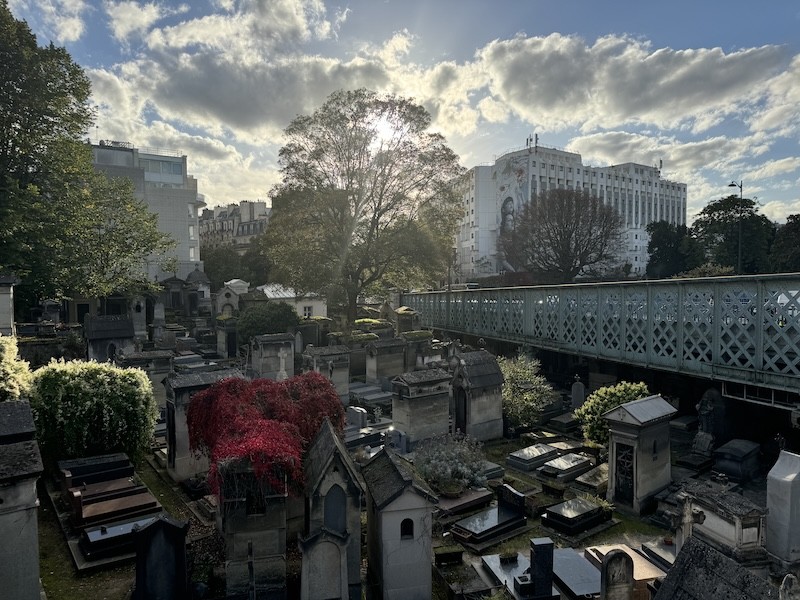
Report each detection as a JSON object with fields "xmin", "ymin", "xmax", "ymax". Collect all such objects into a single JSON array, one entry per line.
[
  {"xmin": 0, "ymin": 334, "xmax": 32, "ymax": 401},
  {"xmin": 187, "ymin": 371, "xmax": 344, "ymax": 497},
  {"xmin": 30, "ymin": 360, "xmax": 158, "ymax": 462},
  {"xmin": 574, "ymin": 381, "xmax": 650, "ymax": 445},
  {"xmin": 414, "ymin": 433, "xmax": 487, "ymax": 495},
  {"xmin": 497, "ymin": 354, "xmax": 558, "ymax": 429}
]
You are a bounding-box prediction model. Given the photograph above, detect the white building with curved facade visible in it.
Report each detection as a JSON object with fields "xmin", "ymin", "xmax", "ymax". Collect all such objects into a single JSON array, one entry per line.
[{"xmin": 454, "ymin": 142, "xmax": 687, "ymax": 279}]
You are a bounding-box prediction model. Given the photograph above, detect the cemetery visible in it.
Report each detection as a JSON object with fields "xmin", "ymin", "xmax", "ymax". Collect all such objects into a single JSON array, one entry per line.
[{"xmin": 5, "ymin": 281, "xmax": 800, "ymax": 600}]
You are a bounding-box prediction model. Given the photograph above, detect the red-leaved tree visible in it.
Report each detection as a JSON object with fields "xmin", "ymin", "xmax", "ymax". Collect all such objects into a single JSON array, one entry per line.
[{"xmin": 186, "ymin": 372, "xmax": 344, "ymax": 497}]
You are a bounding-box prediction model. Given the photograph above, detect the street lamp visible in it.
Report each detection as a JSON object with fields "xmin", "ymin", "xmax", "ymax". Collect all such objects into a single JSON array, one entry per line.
[{"xmin": 728, "ymin": 180, "xmax": 743, "ymax": 274}]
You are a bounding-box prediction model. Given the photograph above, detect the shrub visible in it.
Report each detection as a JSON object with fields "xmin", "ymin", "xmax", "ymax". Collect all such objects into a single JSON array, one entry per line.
[
  {"xmin": 497, "ymin": 354, "xmax": 558, "ymax": 429},
  {"xmin": 414, "ymin": 433, "xmax": 487, "ymax": 494},
  {"xmin": 0, "ymin": 334, "xmax": 32, "ymax": 401},
  {"xmin": 30, "ymin": 360, "xmax": 158, "ymax": 462},
  {"xmin": 574, "ymin": 381, "xmax": 650, "ymax": 445}
]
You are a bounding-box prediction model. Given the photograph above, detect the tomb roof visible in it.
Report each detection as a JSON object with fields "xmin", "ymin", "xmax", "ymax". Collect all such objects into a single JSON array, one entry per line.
[
  {"xmin": 252, "ymin": 332, "xmax": 295, "ymax": 344},
  {"xmin": 0, "ymin": 440, "xmax": 42, "ymax": 482},
  {"xmin": 653, "ymin": 536, "xmax": 778, "ymax": 600},
  {"xmin": 0, "ymin": 401, "xmax": 37, "ymax": 444},
  {"xmin": 455, "ymin": 350, "xmax": 504, "ymax": 389},
  {"xmin": 603, "ymin": 394, "xmax": 677, "ymax": 426},
  {"xmin": 305, "ymin": 418, "xmax": 363, "ymax": 495},
  {"xmin": 303, "ymin": 344, "xmax": 350, "ymax": 357},
  {"xmin": 392, "ymin": 368, "xmax": 451, "ymax": 386},
  {"xmin": 185, "ymin": 266, "xmax": 210, "ymax": 284},
  {"xmin": 166, "ymin": 368, "xmax": 245, "ymax": 390},
  {"xmin": 679, "ymin": 479, "xmax": 767, "ymax": 518},
  {"xmin": 361, "ymin": 447, "xmax": 437, "ymax": 510},
  {"xmin": 366, "ymin": 338, "xmax": 406, "ymax": 350}
]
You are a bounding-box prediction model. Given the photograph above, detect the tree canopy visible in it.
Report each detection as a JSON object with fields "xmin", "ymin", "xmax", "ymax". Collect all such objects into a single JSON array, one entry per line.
[
  {"xmin": 497, "ymin": 354, "xmax": 558, "ymax": 430},
  {"xmin": 770, "ymin": 214, "xmax": 800, "ymax": 273},
  {"xmin": 236, "ymin": 301, "xmax": 300, "ymax": 345},
  {"xmin": 574, "ymin": 381, "xmax": 649, "ymax": 445},
  {"xmin": 0, "ymin": 2, "xmax": 173, "ymax": 310},
  {"xmin": 262, "ymin": 89, "xmax": 463, "ymax": 323},
  {"xmin": 692, "ymin": 195, "xmax": 775, "ymax": 274},
  {"xmin": 497, "ymin": 188, "xmax": 625, "ymax": 283},
  {"xmin": 646, "ymin": 221, "xmax": 703, "ymax": 279}
]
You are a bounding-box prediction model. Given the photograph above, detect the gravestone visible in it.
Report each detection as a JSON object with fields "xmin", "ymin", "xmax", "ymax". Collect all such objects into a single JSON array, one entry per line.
[
  {"xmin": 572, "ymin": 463, "xmax": 609, "ymax": 496},
  {"xmin": 450, "ymin": 484, "xmax": 528, "ymax": 551},
  {"xmin": 302, "ymin": 345, "xmax": 351, "ymax": 401},
  {"xmin": 571, "ymin": 375, "xmax": 586, "ymax": 409},
  {"xmin": 132, "ymin": 514, "xmax": 190, "ymax": 600},
  {"xmin": 391, "ymin": 368, "xmax": 451, "ymax": 447},
  {"xmin": 600, "ymin": 550, "xmax": 634, "ymax": 600},
  {"xmin": 249, "ymin": 333, "xmax": 295, "ymax": 380}
]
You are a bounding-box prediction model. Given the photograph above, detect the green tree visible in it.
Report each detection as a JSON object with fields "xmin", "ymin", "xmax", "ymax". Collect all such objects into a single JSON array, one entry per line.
[
  {"xmin": 770, "ymin": 214, "xmax": 800, "ymax": 273},
  {"xmin": 201, "ymin": 245, "xmax": 243, "ymax": 290},
  {"xmin": 692, "ymin": 195, "xmax": 775, "ymax": 274},
  {"xmin": 236, "ymin": 302, "xmax": 300, "ymax": 345},
  {"xmin": 0, "ymin": 2, "xmax": 173, "ymax": 310},
  {"xmin": 497, "ymin": 354, "xmax": 558, "ymax": 430},
  {"xmin": 646, "ymin": 221, "xmax": 703, "ymax": 278},
  {"xmin": 30, "ymin": 360, "xmax": 158, "ymax": 462},
  {"xmin": 241, "ymin": 242, "xmax": 271, "ymax": 286},
  {"xmin": 0, "ymin": 334, "xmax": 32, "ymax": 401},
  {"xmin": 574, "ymin": 381, "xmax": 649, "ymax": 445},
  {"xmin": 263, "ymin": 89, "xmax": 463, "ymax": 323},
  {"xmin": 497, "ymin": 188, "xmax": 625, "ymax": 283}
]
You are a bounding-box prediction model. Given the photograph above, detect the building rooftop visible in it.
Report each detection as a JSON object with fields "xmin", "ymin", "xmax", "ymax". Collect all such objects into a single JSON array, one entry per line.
[{"xmin": 361, "ymin": 447, "xmax": 437, "ymax": 510}]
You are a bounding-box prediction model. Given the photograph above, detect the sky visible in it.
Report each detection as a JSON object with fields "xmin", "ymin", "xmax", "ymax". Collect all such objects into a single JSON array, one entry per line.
[{"xmin": 8, "ymin": 0, "xmax": 800, "ymax": 222}]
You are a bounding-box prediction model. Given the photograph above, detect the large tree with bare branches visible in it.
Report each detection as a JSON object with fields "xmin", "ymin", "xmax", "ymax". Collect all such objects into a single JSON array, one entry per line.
[
  {"xmin": 262, "ymin": 89, "xmax": 463, "ymax": 323},
  {"xmin": 497, "ymin": 188, "xmax": 625, "ymax": 283}
]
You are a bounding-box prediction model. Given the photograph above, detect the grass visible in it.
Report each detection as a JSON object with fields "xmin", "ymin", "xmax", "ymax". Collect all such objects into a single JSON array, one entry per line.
[
  {"xmin": 38, "ymin": 484, "xmax": 135, "ymax": 600},
  {"xmin": 37, "ymin": 460, "xmax": 203, "ymax": 600}
]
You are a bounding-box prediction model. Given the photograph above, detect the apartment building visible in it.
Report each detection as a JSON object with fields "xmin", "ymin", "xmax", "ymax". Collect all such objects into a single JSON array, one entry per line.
[
  {"xmin": 456, "ymin": 143, "xmax": 688, "ymax": 278},
  {"xmin": 91, "ymin": 140, "xmax": 205, "ymax": 280}
]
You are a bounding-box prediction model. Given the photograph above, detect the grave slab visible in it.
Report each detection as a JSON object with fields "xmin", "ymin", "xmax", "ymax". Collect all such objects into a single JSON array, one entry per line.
[
  {"xmin": 541, "ymin": 497, "xmax": 611, "ymax": 536},
  {"xmin": 506, "ymin": 443, "xmax": 559, "ymax": 472},
  {"xmin": 537, "ymin": 453, "xmax": 594, "ymax": 483},
  {"xmin": 571, "ymin": 462, "xmax": 609, "ymax": 496},
  {"xmin": 553, "ymin": 548, "xmax": 601, "ymax": 599}
]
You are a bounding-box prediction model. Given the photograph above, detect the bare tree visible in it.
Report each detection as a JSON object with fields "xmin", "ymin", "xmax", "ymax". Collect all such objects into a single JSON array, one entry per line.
[{"xmin": 498, "ymin": 188, "xmax": 624, "ymax": 283}]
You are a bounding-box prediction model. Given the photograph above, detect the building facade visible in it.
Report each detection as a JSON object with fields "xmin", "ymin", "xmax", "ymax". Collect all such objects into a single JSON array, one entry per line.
[
  {"xmin": 455, "ymin": 142, "xmax": 688, "ymax": 278},
  {"xmin": 91, "ymin": 140, "xmax": 205, "ymax": 281},
  {"xmin": 199, "ymin": 200, "xmax": 271, "ymax": 255}
]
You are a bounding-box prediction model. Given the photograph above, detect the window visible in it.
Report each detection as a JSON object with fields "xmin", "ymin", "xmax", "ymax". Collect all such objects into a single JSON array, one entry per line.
[
  {"xmin": 189, "ymin": 225, "xmax": 196, "ymax": 240},
  {"xmin": 401, "ymin": 518, "xmax": 414, "ymax": 539},
  {"xmin": 303, "ymin": 305, "xmax": 313, "ymax": 318},
  {"xmin": 189, "ymin": 247, "xmax": 196, "ymax": 261}
]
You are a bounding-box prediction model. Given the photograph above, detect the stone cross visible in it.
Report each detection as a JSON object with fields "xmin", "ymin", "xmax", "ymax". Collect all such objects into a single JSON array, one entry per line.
[{"xmin": 277, "ymin": 347, "xmax": 289, "ymax": 381}]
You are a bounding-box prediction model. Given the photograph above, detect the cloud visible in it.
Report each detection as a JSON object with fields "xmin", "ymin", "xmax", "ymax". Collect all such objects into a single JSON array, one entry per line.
[
  {"xmin": 477, "ymin": 33, "xmax": 789, "ymax": 134},
  {"xmin": 11, "ymin": 0, "xmax": 89, "ymax": 42},
  {"xmin": 103, "ymin": 1, "xmax": 186, "ymax": 43}
]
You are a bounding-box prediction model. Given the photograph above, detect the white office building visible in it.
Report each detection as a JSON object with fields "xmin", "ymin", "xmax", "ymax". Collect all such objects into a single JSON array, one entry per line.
[
  {"xmin": 92, "ymin": 140, "xmax": 205, "ymax": 281},
  {"xmin": 455, "ymin": 143, "xmax": 687, "ymax": 279}
]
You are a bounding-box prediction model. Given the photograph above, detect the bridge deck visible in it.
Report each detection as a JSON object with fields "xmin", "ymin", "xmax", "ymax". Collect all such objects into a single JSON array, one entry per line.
[{"xmin": 402, "ymin": 274, "xmax": 800, "ymax": 397}]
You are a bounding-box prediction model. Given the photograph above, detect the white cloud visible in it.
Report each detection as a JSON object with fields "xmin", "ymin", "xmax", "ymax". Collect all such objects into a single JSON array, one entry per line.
[
  {"xmin": 476, "ymin": 33, "xmax": 788, "ymax": 134},
  {"xmin": 12, "ymin": 0, "xmax": 90, "ymax": 42},
  {"xmin": 104, "ymin": 1, "xmax": 175, "ymax": 43}
]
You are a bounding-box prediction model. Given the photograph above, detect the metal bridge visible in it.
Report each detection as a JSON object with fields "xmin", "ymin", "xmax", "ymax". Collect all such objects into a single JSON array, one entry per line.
[{"xmin": 401, "ymin": 274, "xmax": 800, "ymax": 404}]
